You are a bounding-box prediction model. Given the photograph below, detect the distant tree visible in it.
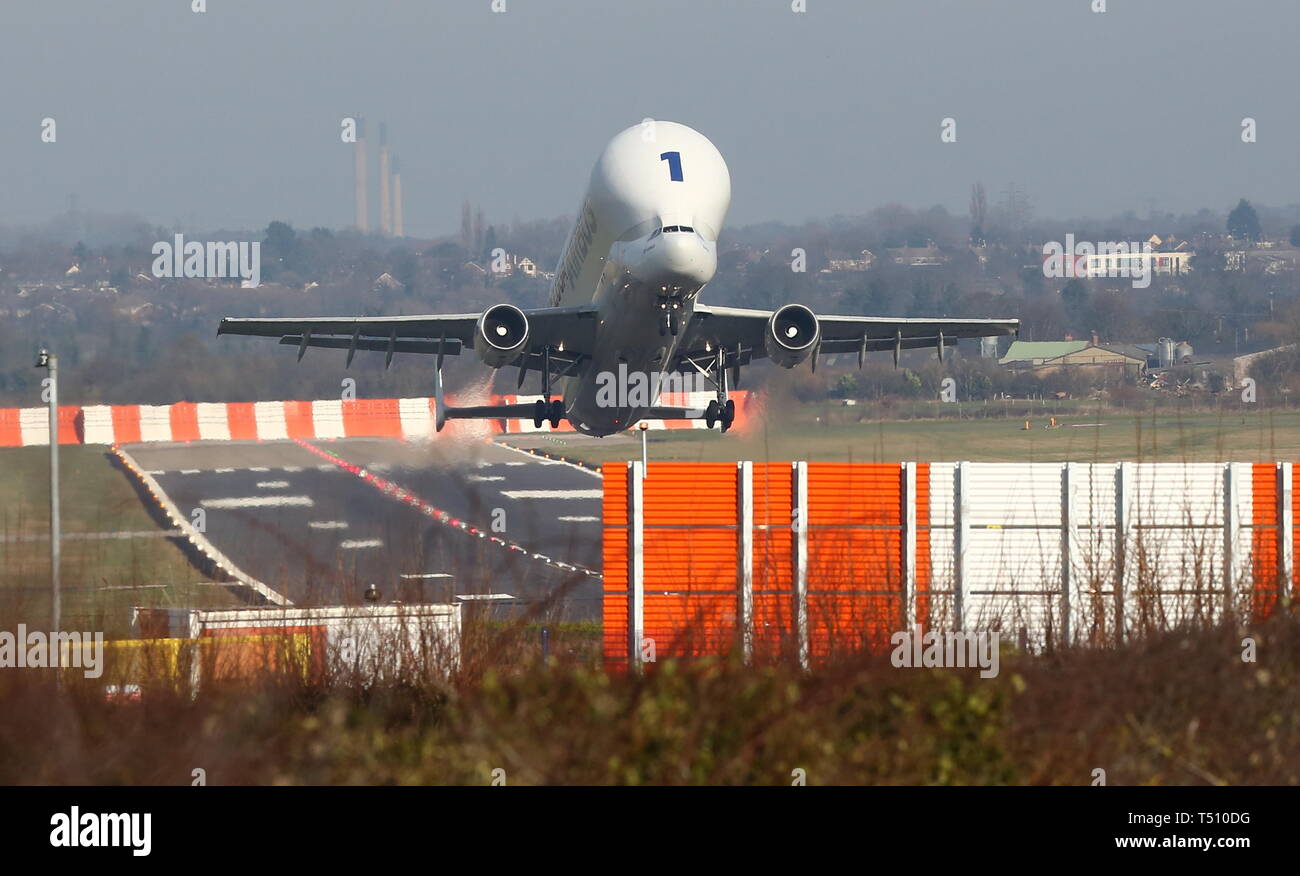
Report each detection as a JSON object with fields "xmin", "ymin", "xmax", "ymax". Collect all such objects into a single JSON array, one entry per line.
[
  {"xmin": 1060, "ymin": 278, "xmax": 1089, "ymax": 326},
  {"xmin": 72, "ymin": 241, "xmax": 89, "ymax": 263},
  {"xmin": 261, "ymin": 221, "xmax": 301, "ymax": 279},
  {"xmin": 1226, "ymin": 199, "xmax": 1262, "ymax": 242},
  {"xmin": 1290, "ymin": 224, "xmax": 1300, "ymax": 247}
]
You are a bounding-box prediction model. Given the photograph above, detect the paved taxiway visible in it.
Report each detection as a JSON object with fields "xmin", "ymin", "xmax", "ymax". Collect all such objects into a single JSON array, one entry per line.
[{"xmin": 121, "ymin": 437, "xmax": 604, "ymax": 619}]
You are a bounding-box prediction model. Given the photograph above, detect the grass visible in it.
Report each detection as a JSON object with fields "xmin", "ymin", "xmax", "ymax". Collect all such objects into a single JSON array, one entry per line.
[
  {"xmin": 0, "ymin": 446, "xmax": 244, "ymax": 636},
  {"xmin": 546, "ymin": 406, "xmax": 1300, "ymax": 466}
]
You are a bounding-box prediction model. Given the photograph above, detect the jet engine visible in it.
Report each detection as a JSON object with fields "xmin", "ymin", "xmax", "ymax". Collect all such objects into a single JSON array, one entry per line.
[
  {"xmin": 475, "ymin": 304, "xmax": 530, "ymax": 368},
  {"xmin": 764, "ymin": 303, "xmax": 820, "ymax": 368}
]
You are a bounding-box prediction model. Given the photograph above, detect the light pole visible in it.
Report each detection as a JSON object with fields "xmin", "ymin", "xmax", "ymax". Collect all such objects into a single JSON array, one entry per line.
[
  {"xmin": 638, "ymin": 421, "xmax": 649, "ymax": 479},
  {"xmin": 35, "ymin": 349, "xmax": 60, "ymax": 632}
]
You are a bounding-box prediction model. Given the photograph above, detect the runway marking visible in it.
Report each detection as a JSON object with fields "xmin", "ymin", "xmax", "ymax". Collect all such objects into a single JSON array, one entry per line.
[
  {"xmin": 455, "ymin": 593, "xmax": 515, "ymax": 601},
  {"xmin": 146, "ymin": 470, "xmax": 166, "ymax": 475},
  {"xmin": 468, "ymin": 475, "xmax": 506, "ymax": 482},
  {"xmin": 257, "ymin": 480, "xmax": 291, "ymax": 489},
  {"xmin": 180, "ymin": 469, "xmax": 200, "ymax": 475},
  {"xmin": 317, "ymin": 464, "xmax": 334, "ymax": 471},
  {"xmin": 215, "ymin": 468, "xmax": 235, "ymax": 473},
  {"xmin": 282, "ymin": 466, "xmax": 304, "ymax": 472},
  {"xmin": 503, "ymin": 462, "xmax": 526, "ymax": 466},
  {"xmin": 501, "ymin": 489, "xmax": 602, "ymax": 499},
  {"xmin": 558, "ymin": 515, "xmax": 600, "ymax": 522},
  {"xmin": 308, "ymin": 520, "xmax": 349, "ymax": 530},
  {"xmin": 290, "ymin": 437, "xmax": 602, "ymax": 580},
  {"xmin": 200, "ymin": 495, "xmax": 315, "ymax": 509},
  {"xmin": 248, "ymin": 467, "xmax": 270, "ymax": 472},
  {"xmin": 399, "ymin": 572, "xmax": 454, "ymax": 579},
  {"xmin": 339, "ymin": 538, "xmax": 382, "ymax": 549}
]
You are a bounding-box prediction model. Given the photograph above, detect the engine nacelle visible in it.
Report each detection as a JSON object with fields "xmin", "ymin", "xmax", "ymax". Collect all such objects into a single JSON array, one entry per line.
[
  {"xmin": 765, "ymin": 303, "xmax": 820, "ymax": 368},
  {"xmin": 475, "ymin": 304, "xmax": 530, "ymax": 368}
]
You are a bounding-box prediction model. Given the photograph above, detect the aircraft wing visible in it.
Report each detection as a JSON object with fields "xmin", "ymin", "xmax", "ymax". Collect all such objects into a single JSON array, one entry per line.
[
  {"xmin": 216, "ymin": 306, "xmax": 599, "ymax": 368},
  {"xmin": 678, "ymin": 304, "xmax": 1019, "ymax": 369}
]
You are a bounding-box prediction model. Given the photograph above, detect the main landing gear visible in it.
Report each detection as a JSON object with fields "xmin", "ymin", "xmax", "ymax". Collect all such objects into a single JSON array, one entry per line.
[
  {"xmin": 703, "ymin": 345, "xmax": 736, "ymax": 432},
  {"xmin": 531, "ymin": 345, "xmax": 564, "ymax": 428}
]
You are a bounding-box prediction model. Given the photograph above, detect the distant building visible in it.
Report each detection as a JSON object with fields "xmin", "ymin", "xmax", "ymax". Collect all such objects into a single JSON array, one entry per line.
[
  {"xmin": 886, "ymin": 245, "xmax": 947, "ymax": 267},
  {"xmin": 1000, "ymin": 340, "xmax": 1146, "ymax": 374},
  {"xmin": 827, "ymin": 249, "xmax": 875, "ymax": 271},
  {"xmin": 999, "ymin": 340, "xmax": 1089, "ymax": 367}
]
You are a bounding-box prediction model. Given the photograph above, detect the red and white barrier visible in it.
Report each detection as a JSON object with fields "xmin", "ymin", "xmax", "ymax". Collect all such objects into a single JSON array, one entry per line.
[{"xmin": 0, "ymin": 391, "xmax": 755, "ymax": 446}]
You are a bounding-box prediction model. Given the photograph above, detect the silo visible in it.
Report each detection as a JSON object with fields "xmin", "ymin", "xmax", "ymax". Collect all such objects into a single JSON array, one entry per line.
[
  {"xmin": 1175, "ymin": 341, "xmax": 1193, "ymax": 364},
  {"xmin": 1157, "ymin": 337, "xmax": 1175, "ymax": 367}
]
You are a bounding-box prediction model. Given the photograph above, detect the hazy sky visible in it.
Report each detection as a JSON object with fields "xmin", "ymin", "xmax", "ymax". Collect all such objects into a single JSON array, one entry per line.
[{"xmin": 3, "ymin": 0, "xmax": 1298, "ymax": 237}]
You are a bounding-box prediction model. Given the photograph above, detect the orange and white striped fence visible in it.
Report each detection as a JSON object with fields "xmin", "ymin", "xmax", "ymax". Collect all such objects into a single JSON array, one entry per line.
[{"xmin": 0, "ymin": 391, "xmax": 754, "ymax": 446}]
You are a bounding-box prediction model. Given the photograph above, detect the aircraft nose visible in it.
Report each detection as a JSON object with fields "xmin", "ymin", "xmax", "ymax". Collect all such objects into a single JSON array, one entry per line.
[{"xmin": 643, "ymin": 231, "xmax": 715, "ymax": 288}]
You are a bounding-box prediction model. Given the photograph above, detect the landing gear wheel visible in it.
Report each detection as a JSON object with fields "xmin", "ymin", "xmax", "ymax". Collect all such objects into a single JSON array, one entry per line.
[
  {"xmin": 705, "ymin": 399, "xmax": 720, "ymax": 430},
  {"xmin": 669, "ymin": 312, "xmax": 679, "ymax": 336},
  {"xmin": 548, "ymin": 399, "xmax": 564, "ymax": 429},
  {"xmin": 533, "ymin": 399, "xmax": 547, "ymax": 429},
  {"xmin": 722, "ymin": 398, "xmax": 736, "ymax": 431}
]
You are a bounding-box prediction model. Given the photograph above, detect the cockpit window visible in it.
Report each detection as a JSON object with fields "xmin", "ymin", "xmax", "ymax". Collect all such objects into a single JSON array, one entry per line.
[
  {"xmin": 660, "ymin": 226, "xmax": 694, "ymax": 233},
  {"xmin": 662, "ymin": 226, "xmax": 679, "ymax": 232},
  {"xmin": 680, "ymin": 226, "xmax": 694, "ymax": 233}
]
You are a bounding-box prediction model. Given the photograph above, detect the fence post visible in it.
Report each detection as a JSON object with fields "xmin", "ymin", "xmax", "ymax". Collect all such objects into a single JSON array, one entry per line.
[
  {"xmin": 1223, "ymin": 463, "xmax": 1242, "ymax": 622},
  {"xmin": 1280, "ymin": 462, "xmax": 1294, "ymax": 609},
  {"xmin": 1115, "ymin": 462, "xmax": 1132, "ymax": 645},
  {"xmin": 737, "ymin": 461, "xmax": 754, "ymax": 663},
  {"xmin": 954, "ymin": 462, "xmax": 968, "ymax": 631},
  {"xmin": 1061, "ymin": 462, "xmax": 1077, "ymax": 646},
  {"xmin": 903, "ymin": 462, "xmax": 917, "ymax": 630},
  {"xmin": 792, "ymin": 461, "xmax": 809, "ymax": 670},
  {"xmin": 627, "ymin": 461, "xmax": 645, "ymax": 673}
]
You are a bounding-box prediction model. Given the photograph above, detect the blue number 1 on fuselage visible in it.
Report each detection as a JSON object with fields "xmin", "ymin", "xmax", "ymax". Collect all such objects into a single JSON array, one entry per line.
[{"xmin": 659, "ymin": 151, "xmax": 683, "ymax": 182}]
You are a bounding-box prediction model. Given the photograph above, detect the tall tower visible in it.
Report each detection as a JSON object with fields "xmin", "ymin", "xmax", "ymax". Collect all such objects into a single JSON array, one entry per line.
[
  {"xmin": 353, "ymin": 116, "xmax": 369, "ymax": 233},
  {"xmin": 378, "ymin": 123, "xmax": 392, "ymax": 236},
  {"xmin": 391, "ymin": 156, "xmax": 404, "ymax": 238}
]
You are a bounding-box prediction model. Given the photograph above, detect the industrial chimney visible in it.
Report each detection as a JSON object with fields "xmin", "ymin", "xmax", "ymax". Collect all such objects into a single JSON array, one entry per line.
[
  {"xmin": 354, "ymin": 116, "xmax": 369, "ymax": 233},
  {"xmin": 378, "ymin": 123, "xmax": 392, "ymax": 236},
  {"xmin": 391, "ymin": 156, "xmax": 404, "ymax": 238}
]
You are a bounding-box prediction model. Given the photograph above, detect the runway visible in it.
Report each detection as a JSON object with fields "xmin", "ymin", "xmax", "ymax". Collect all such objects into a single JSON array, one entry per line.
[{"xmin": 121, "ymin": 436, "xmax": 604, "ymax": 620}]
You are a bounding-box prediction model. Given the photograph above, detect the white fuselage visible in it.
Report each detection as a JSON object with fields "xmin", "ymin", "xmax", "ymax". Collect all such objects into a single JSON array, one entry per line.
[{"xmin": 549, "ymin": 121, "xmax": 731, "ymax": 436}]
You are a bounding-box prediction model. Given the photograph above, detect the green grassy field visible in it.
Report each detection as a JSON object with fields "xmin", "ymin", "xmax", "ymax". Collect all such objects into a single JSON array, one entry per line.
[
  {"xmin": 0, "ymin": 446, "xmax": 243, "ymax": 635},
  {"xmin": 543, "ymin": 406, "xmax": 1300, "ymax": 467}
]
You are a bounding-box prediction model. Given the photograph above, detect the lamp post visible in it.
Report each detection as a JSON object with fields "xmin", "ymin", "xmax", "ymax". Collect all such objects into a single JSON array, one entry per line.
[
  {"xmin": 35, "ymin": 349, "xmax": 60, "ymax": 632},
  {"xmin": 638, "ymin": 420, "xmax": 649, "ymax": 478}
]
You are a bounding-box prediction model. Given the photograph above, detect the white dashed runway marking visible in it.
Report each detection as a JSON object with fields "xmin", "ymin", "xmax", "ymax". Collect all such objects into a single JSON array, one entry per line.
[
  {"xmin": 308, "ymin": 520, "xmax": 349, "ymax": 530},
  {"xmin": 200, "ymin": 495, "xmax": 315, "ymax": 509},
  {"xmin": 256, "ymin": 480, "xmax": 290, "ymax": 489},
  {"xmin": 339, "ymin": 538, "xmax": 382, "ymax": 549},
  {"xmin": 558, "ymin": 515, "xmax": 600, "ymax": 522},
  {"xmin": 468, "ymin": 475, "xmax": 506, "ymax": 482},
  {"xmin": 501, "ymin": 489, "xmax": 602, "ymax": 500}
]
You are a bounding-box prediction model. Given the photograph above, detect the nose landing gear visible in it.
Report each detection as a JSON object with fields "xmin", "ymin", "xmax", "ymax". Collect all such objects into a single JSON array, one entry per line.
[{"xmin": 657, "ymin": 298, "xmax": 682, "ymax": 337}]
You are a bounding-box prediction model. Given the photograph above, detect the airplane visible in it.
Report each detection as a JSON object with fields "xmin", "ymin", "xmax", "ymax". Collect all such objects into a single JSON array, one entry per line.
[{"xmin": 218, "ymin": 121, "xmax": 1019, "ymax": 437}]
